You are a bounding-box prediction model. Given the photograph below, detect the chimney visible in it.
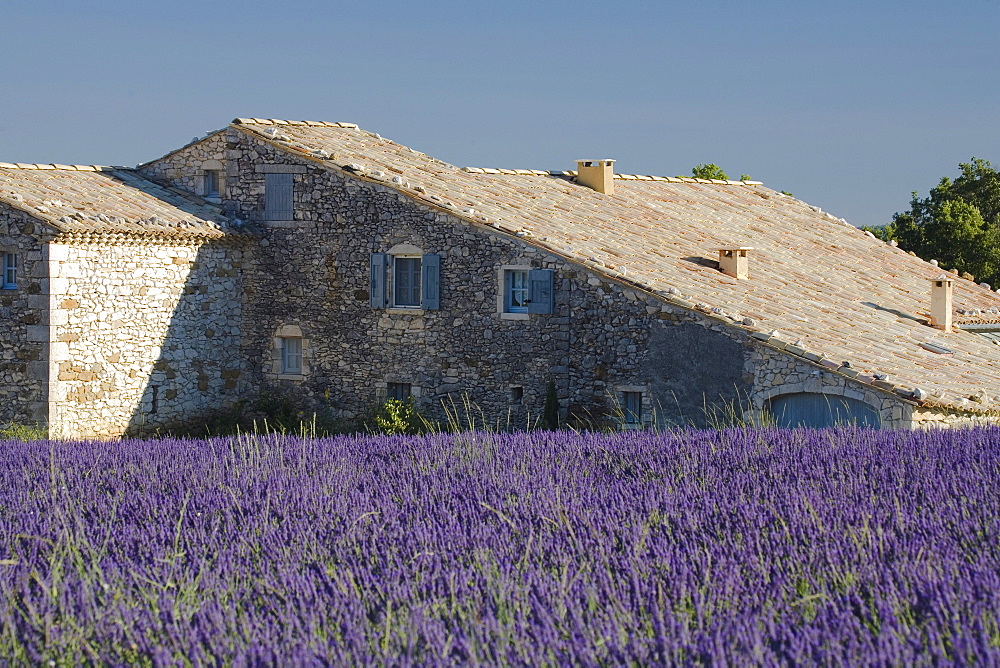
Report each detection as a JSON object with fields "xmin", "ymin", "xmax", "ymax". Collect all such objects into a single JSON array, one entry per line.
[
  {"xmin": 576, "ymin": 159, "xmax": 615, "ymax": 195},
  {"xmin": 717, "ymin": 247, "xmax": 753, "ymax": 280},
  {"xmin": 930, "ymin": 275, "xmax": 953, "ymax": 332}
]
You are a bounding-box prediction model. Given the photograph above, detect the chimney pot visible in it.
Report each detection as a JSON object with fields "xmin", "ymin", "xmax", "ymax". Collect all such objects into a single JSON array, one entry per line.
[
  {"xmin": 930, "ymin": 275, "xmax": 954, "ymax": 332},
  {"xmin": 576, "ymin": 159, "xmax": 615, "ymax": 195},
  {"xmin": 717, "ymin": 246, "xmax": 754, "ymax": 280}
]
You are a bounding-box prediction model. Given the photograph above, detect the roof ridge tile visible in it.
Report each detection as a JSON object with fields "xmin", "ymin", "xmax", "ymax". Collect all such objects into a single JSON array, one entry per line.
[
  {"xmin": 457, "ymin": 167, "xmax": 765, "ymax": 186},
  {"xmin": 0, "ymin": 163, "xmax": 110, "ymax": 171}
]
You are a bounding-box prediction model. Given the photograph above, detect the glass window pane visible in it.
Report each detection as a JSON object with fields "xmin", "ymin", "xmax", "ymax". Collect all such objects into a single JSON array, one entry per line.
[
  {"xmin": 507, "ymin": 269, "xmax": 528, "ymax": 312},
  {"xmin": 2, "ymin": 253, "xmax": 15, "ymax": 289},
  {"xmin": 394, "ymin": 257, "xmax": 421, "ymax": 307},
  {"xmin": 205, "ymin": 171, "xmax": 220, "ymax": 197},
  {"xmin": 282, "ymin": 337, "xmax": 302, "ymax": 374}
]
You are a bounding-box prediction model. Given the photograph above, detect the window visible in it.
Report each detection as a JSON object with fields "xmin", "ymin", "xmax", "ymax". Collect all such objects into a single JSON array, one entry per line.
[
  {"xmin": 510, "ymin": 386, "xmax": 524, "ymax": 403},
  {"xmin": 265, "ymin": 173, "xmax": 294, "ymax": 221},
  {"xmin": 370, "ymin": 251, "xmax": 440, "ymax": 310},
  {"xmin": 499, "ymin": 266, "xmax": 554, "ymax": 316},
  {"xmin": 272, "ymin": 325, "xmax": 307, "ymax": 379},
  {"xmin": 387, "ymin": 382, "xmax": 412, "ymax": 401},
  {"xmin": 394, "ymin": 257, "xmax": 422, "ymax": 308},
  {"xmin": 505, "ymin": 270, "xmax": 529, "ymax": 313},
  {"xmin": 1, "ymin": 253, "xmax": 16, "ymax": 290},
  {"xmin": 204, "ymin": 170, "xmax": 221, "ymax": 198},
  {"xmin": 281, "ymin": 337, "xmax": 303, "ymax": 375},
  {"xmin": 623, "ymin": 392, "xmax": 642, "ymax": 425}
]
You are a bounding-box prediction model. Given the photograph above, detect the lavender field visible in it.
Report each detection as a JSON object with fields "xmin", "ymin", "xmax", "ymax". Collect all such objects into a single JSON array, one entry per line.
[{"xmin": 1, "ymin": 428, "xmax": 999, "ymax": 664}]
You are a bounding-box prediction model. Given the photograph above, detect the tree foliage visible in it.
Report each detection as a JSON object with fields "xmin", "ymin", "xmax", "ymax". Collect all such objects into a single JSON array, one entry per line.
[
  {"xmin": 883, "ymin": 158, "xmax": 1000, "ymax": 286},
  {"xmin": 691, "ymin": 164, "xmax": 728, "ymax": 180}
]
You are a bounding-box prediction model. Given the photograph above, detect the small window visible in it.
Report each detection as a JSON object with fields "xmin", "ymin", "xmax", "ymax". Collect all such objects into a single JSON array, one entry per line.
[
  {"xmin": 204, "ymin": 170, "xmax": 221, "ymax": 198},
  {"xmin": 393, "ymin": 256, "xmax": 422, "ymax": 308},
  {"xmin": 510, "ymin": 386, "xmax": 524, "ymax": 403},
  {"xmin": 505, "ymin": 270, "xmax": 529, "ymax": 313},
  {"xmin": 387, "ymin": 382, "xmax": 412, "ymax": 401},
  {"xmin": 265, "ymin": 173, "xmax": 294, "ymax": 221},
  {"xmin": 149, "ymin": 385, "xmax": 160, "ymax": 414},
  {"xmin": 623, "ymin": 392, "xmax": 642, "ymax": 425},
  {"xmin": 281, "ymin": 337, "xmax": 303, "ymax": 374},
  {"xmin": 1, "ymin": 253, "xmax": 16, "ymax": 290}
]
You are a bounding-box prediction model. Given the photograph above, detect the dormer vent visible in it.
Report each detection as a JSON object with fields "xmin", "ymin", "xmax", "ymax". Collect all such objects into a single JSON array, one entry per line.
[
  {"xmin": 717, "ymin": 247, "xmax": 753, "ymax": 280},
  {"xmin": 930, "ymin": 275, "xmax": 953, "ymax": 332},
  {"xmin": 576, "ymin": 159, "xmax": 615, "ymax": 195}
]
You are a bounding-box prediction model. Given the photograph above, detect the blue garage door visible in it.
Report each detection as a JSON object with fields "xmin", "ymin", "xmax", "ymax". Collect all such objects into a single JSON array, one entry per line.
[{"xmin": 768, "ymin": 393, "xmax": 880, "ymax": 428}]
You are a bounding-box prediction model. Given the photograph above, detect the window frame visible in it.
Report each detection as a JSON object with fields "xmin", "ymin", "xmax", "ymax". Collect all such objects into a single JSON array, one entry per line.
[
  {"xmin": 622, "ymin": 391, "xmax": 643, "ymax": 425},
  {"xmin": 272, "ymin": 325, "xmax": 308, "ymax": 380},
  {"xmin": 371, "ymin": 248, "xmax": 440, "ymax": 311},
  {"xmin": 498, "ymin": 264, "xmax": 532, "ymax": 320},
  {"xmin": 505, "ymin": 269, "xmax": 530, "ymax": 313},
  {"xmin": 392, "ymin": 255, "xmax": 423, "ymax": 309},
  {"xmin": 204, "ymin": 170, "xmax": 221, "ymax": 199},
  {"xmin": 281, "ymin": 337, "xmax": 303, "ymax": 375},
  {"xmin": 1, "ymin": 252, "xmax": 16, "ymax": 290}
]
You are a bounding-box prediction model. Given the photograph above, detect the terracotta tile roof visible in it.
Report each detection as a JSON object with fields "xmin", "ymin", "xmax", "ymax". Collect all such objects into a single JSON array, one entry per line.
[
  {"xmin": 0, "ymin": 163, "xmax": 231, "ymax": 239},
  {"xmin": 233, "ymin": 118, "xmax": 1000, "ymax": 413}
]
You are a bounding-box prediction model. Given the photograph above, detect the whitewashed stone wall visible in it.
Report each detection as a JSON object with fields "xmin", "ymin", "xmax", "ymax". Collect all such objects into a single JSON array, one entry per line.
[
  {"xmin": 0, "ymin": 204, "xmax": 47, "ymax": 426},
  {"xmin": 46, "ymin": 236, "xmax": 247, "ymax": 438}
]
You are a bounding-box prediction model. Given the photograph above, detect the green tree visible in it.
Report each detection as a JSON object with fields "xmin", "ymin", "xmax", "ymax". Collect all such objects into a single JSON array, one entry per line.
[
  {"xmin": 885, "ymin": 158, "xmax": 1000, "ymax": 286},
  {"xmin": 542, "ymin": 380, "xmax": 560, "ymax": 430},
  {"xmin": 691, "ymin": 164, "xmax": 728, "ymax": 180}
]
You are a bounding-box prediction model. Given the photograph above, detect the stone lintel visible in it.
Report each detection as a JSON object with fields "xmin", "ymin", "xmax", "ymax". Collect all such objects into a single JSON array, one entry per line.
[{"xmin": 255, "ymin": 164, "xmax": 308, "ymax": 174}]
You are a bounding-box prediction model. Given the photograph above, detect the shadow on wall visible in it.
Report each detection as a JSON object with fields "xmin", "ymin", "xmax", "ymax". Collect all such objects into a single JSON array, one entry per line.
[
  {"xmin": 124, "ymin": 239, "xmax": 253, "ymax": 437},
  {"xmin": 642, "ymin": 322, "xmax": 753, "ymax": 428}
]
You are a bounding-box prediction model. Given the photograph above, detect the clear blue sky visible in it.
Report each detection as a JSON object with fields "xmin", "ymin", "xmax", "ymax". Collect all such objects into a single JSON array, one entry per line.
[{"xmin": 3, "ymin": 0, "xmax": 998, "ymax": 228}]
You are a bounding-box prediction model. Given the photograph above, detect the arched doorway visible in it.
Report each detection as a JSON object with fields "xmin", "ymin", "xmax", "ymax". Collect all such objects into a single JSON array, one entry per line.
[{"xmin": 767, "ymin": 392, "xmax": 880, "ymax": 428}]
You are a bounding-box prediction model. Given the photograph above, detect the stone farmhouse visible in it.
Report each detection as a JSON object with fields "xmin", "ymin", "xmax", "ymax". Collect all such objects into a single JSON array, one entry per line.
[{"xmin": 4, "ymin": 118, "xmax": 1000, "ymax": 438}]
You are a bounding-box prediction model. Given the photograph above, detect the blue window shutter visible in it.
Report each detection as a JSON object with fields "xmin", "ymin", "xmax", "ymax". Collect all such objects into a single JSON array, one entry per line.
[
  {"xmin": 421, "ymin": 254, "xmax": 440, "ymax": 310},
  {"xmin": 265, "ymin": 173, "xmax": 294, "ymax": 221},
  {"xmin": 370, "ymin": 253, "xmax": 388, "ymax": 307},
  {"xmin": 528, "ymin": 269, "xmax": 554, "ymax": 314}
]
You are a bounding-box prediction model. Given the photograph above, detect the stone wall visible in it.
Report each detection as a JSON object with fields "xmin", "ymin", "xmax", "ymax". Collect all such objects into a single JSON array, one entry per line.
[
  {"xmin": 205, "ymin": 128, "xmax": 855, "ymax": 429},
  {"xmin": 138, "ymin": 132, "xmax": 228, "ymax": 199},
  {"xmin": 0, "ymin": 204, "xmax": 47, "ymax": 426},
  {"xmin": 46, "ymin": 236, "xmax": 247, "ymax": 438},
  {"xmin": 132, "ymin": 128, "xmax": 940, "ymax": 432},
  {"xmin": 748, "ymin": 344, "xmax": 914, "ymax": 428}
]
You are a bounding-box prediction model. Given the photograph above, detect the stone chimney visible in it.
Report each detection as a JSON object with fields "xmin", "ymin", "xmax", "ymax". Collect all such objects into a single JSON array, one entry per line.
[
  {"xmin": 717, "ymin": 247, "xmax": 753, "ymax": 280},
  {"xmin": 929, "ymin": 275, "xmax": 953, "ymax": 332},
  {"xmin": 576, "ymin": 160, "xmax": 615, "ymax": 195}
]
